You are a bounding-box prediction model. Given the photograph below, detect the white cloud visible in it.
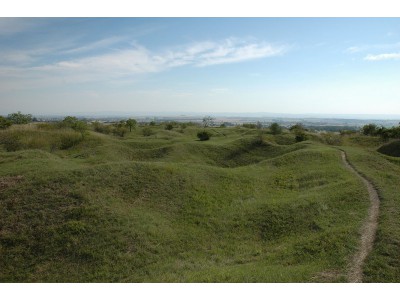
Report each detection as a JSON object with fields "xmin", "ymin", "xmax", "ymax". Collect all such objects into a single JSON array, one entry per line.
[
  {"xmin": 364, "ymin": 52, "xmax": 400, "ymax": 61},
  {"xmin": 60, "ymin": 36, "xmax": 127, "ymax": 54},
  {"xmin": 345, "ymin": 46, "xmax": 362, "ymax": 53},
  {"xmin": 196, "ymin": 39, "xmax": 287, "ymax": 67},
  {"xmin": 346, "ymin": 42, "xmax": 400, "ymax": 54},
  {"xmin": 0, "ymin": 38, "xmax": 287, "ymax": 89}
]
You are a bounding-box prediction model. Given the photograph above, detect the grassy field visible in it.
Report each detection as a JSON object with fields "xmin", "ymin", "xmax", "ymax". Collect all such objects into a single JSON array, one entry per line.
[{"xmin": 0, "ymin": 123, "xmax": 397, "ymax": 282}]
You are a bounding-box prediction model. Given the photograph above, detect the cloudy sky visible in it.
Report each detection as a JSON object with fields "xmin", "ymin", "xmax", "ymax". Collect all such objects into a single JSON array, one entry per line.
[{"xmin": 1, "ymin": 18, "xmax": 400, "ymax": 115}]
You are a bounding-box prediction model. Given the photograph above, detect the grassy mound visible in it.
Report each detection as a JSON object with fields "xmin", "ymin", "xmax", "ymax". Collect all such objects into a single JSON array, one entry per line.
[{"xmin": 0, "ymin": 125, "xmax": 372, "ymax": 282}]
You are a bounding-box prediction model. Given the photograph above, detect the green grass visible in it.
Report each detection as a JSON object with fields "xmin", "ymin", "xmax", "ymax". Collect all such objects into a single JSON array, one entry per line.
[
  {"xmin": 339, "ymin": 145, "xmax": 400, "ymax": 282},
  {"xmin": 0, "ymin": 124, "xmax": 384, "ymax": 282}
]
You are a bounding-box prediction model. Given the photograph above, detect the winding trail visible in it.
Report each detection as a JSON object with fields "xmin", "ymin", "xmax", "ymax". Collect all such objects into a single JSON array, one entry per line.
[{"xmin": 340, "ymin": 151, "xmax": 380, "ymax": 283}]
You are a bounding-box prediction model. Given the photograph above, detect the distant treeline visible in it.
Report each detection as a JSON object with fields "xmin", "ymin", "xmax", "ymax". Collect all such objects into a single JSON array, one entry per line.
[
  {"xmin": 361, "ymin": 123, "xmax": 400, "ymax": 140},
  {"xmin": 306, "ymin": 125, "xmax": 359, "ymax": 132}
]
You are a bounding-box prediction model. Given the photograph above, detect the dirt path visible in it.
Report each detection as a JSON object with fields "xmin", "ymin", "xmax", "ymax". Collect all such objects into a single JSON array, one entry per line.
[{"xmin": 340, "ymin": 151, "xmax": 380, "ymax": 283}]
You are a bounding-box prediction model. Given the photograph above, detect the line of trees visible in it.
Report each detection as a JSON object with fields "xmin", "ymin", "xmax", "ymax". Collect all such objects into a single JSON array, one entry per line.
[
  {"xmin": 0, "ymin": 111, "xmax": 33, "ymax": 129},
  {"xmin": 361, "ymin": 123, "xmax": 400, "ymax": 141}
]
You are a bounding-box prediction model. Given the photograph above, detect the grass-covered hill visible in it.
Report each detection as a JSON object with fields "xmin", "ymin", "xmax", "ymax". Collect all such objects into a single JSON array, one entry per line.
[{"xmin": 0, "ymin": 122, "xmax": 399, "ymax": 282}]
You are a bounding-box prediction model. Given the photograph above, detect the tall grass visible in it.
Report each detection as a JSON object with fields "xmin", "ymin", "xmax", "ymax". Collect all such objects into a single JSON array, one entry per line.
[{"xmin": 0, "ymin": 125, "xmax": 83, "ymax": 152}]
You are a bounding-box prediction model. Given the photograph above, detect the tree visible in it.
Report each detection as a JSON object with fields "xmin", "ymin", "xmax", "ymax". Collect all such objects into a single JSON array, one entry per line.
[
  {"xmin": 7, "ymin": 111, "xmax": 32, "ymax": 124},
  {"xmin": 61, "ymin": 116, "xmax": 79, "ymax": 128},
  {"xmin": 113, "ymin": 120, "xmax": 128, "ymax": 137},
  {"xmin": 72, "ymin": 121, "xmax": 88, "ymax": 138},
  {"xmin": 361, "ymin": 124, "xmax": 378, "ymax": 136},
  {"xmin": 126, "ymin": 118, "xmax": 137, "ymax": 132},
  {"xmin": 0, "ymin": 116, "xmax": 12, "ymax": 129},
  {"xmin": 202, "ymin": 116, "xmax": 215, "ymax": 128},
  {"xmin": 269, "ymin": 122, "xmax": 282, "ymax": 135},
  {"xmin": 289, "ymin": 123, "xmax": 306, "ymax": 132}
]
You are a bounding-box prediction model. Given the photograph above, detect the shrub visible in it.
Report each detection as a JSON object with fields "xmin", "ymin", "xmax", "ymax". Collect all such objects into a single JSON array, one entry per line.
[
  {"xmin": 0, "ymin": 131, "xmax": 23, "ymax": 151},
  {"xmin": 290, "ymin": 123, "xmax": 307, "ymax": 132},
  {"xmin": 113, "ymin": 126, "xmax": 128, "ymax": 137},
  {"xmin": 197, "ymin": 131, "xmax": 211, "ymax": 141},
  {"xmin": 0, "ymin": 116, "xmax": 12, "ymax": 129},
  {"xmin": 165, "ymin": 123, "xmax": 174, "ymax": 130},
  {"xmin": 92, "ymin": 121, "xmax": 112, "ymax": 134},
  {"xmin": 7, "ymin": 111, "xmax": 32, "ymax": 124},
  {"xmin": 295, "ymin": 131, "xmax": 307, "ymax": 142},
  {"xmin": 269, "ymin": 122, "xmax": 282, "ymax": 135},
  {"xmin": 142, "ymin": 127, "xmax": 153, "ymax": 136}
]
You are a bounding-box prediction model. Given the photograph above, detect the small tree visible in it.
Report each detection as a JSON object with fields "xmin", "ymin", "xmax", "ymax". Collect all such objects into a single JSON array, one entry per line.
[
  {"xmin": 361, "ymin": 124, "xmax": 378, "ymax": 136},
  {"xmin": 113, "ymin": 120, "xmax": 128, "ymax": 137},
  {"xmin": 269, "ymin": 122, "xmax": 282, "ymax": 135},
  {"xmin": 197, "ymin": 131, "xmax": 211, "ymax": 141},
  {"xmin": 202, "ymin": 116, "xmax": 215, "ymax": 128},
  {"xmin": 126, "ymin": 118, "xmax": 137, "ymax": 132},
  {"xmin": 289, "ymin": 123, "xmax": 306, "ymax": 132},
  {"xmin": 7, "ymin": 111, "xmax": 32, "ymax": 124},
  {"xmin": 72, "ymin": 120, "xmax": 88, "ymax": 138},
  {"xmin": 0, "ymin": 116, "xmax": 12, "ymax": 129}
]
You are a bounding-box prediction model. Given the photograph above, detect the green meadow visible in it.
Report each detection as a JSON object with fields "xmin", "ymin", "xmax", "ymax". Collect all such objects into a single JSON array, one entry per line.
[{"xmin": 0, "ymin": 122, "xmax": 399, "ymax": 282}]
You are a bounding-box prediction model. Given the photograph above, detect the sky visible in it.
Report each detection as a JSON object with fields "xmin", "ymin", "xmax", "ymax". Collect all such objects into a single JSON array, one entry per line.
[{"xmin": 1, "ymin": 18, "xmax": 400, "ymax": 116}]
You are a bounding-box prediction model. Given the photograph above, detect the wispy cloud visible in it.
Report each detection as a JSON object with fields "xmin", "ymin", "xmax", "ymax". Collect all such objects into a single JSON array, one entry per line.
[
  {"xmin": 196, "ymin": 39, "xmax": 286, "ymax": 67},
  {"xmin": 345, "ymin": 42, "xmax": 400, "ymax": 54},
  {"xmin": 60, "ymin": 36, "xmax": 127, "ymax": 55},
  {"xmin": 0, "ymin": 38, "xmax": 287, "ymax": 89},
  {"xmin": 364, "ymin": 52, "xmax": 400, "ymax": 61}
]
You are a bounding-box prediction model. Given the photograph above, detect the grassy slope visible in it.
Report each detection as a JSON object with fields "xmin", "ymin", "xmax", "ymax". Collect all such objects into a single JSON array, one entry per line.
[
  {"xmin": 0, "ymin": 126, "xmax": 371, "ymax": 282},
  {"xmin": 340, "ymin": 137, "xmax": 400, "ymax": 282}
]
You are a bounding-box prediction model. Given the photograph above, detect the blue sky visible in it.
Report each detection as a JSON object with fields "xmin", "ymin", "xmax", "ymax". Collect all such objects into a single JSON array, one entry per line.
[{"xmin": 1, "ymin": 18, "xmax": 400, "ymax": 116}]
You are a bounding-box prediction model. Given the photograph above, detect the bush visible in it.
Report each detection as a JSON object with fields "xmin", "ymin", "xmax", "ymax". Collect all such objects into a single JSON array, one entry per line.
[
  {"xmin": 113, "ymin": 126, "xmax": 128, "ymax": 137},
  {"xmin": 92, "ymin": 121, "xmax": 112, "ymax": 134},
  {"xmin": 0, "ymin": 116, "xmax": 12, "ymax": 129},
  {"xmin": 7, "ymin": 111, "xmax": 32, "ymax": 124},
  {"xmin": 197, "ymin": 131, "xmax": 211, "ymax": 141},
  {"xmin": 269, "ymin": 122, "xmax": 282, "ymax": 135},
  {"xmin": 165, "ymin": 123, "xmax": 174, "ymax": 130},
  {"xmin": 295, "ymin": 131, "xmax": 307, "ymax": 142},
  {"xmin": 290, "ymin": 123, "xmax": 307, "ymax": 132},
  {"xmin": 0, "ymin": 131, "xmax": 23, "ymax": 151},
  {"xmin": 142, "ymin": 127, "xmax": 153, "ymax": 136}
]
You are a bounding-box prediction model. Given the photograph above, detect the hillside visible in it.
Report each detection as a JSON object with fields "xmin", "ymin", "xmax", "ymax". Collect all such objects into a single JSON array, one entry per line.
[{"xmin": 0, "ymin": 123, "xmax": 397, "ymax": 282}]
